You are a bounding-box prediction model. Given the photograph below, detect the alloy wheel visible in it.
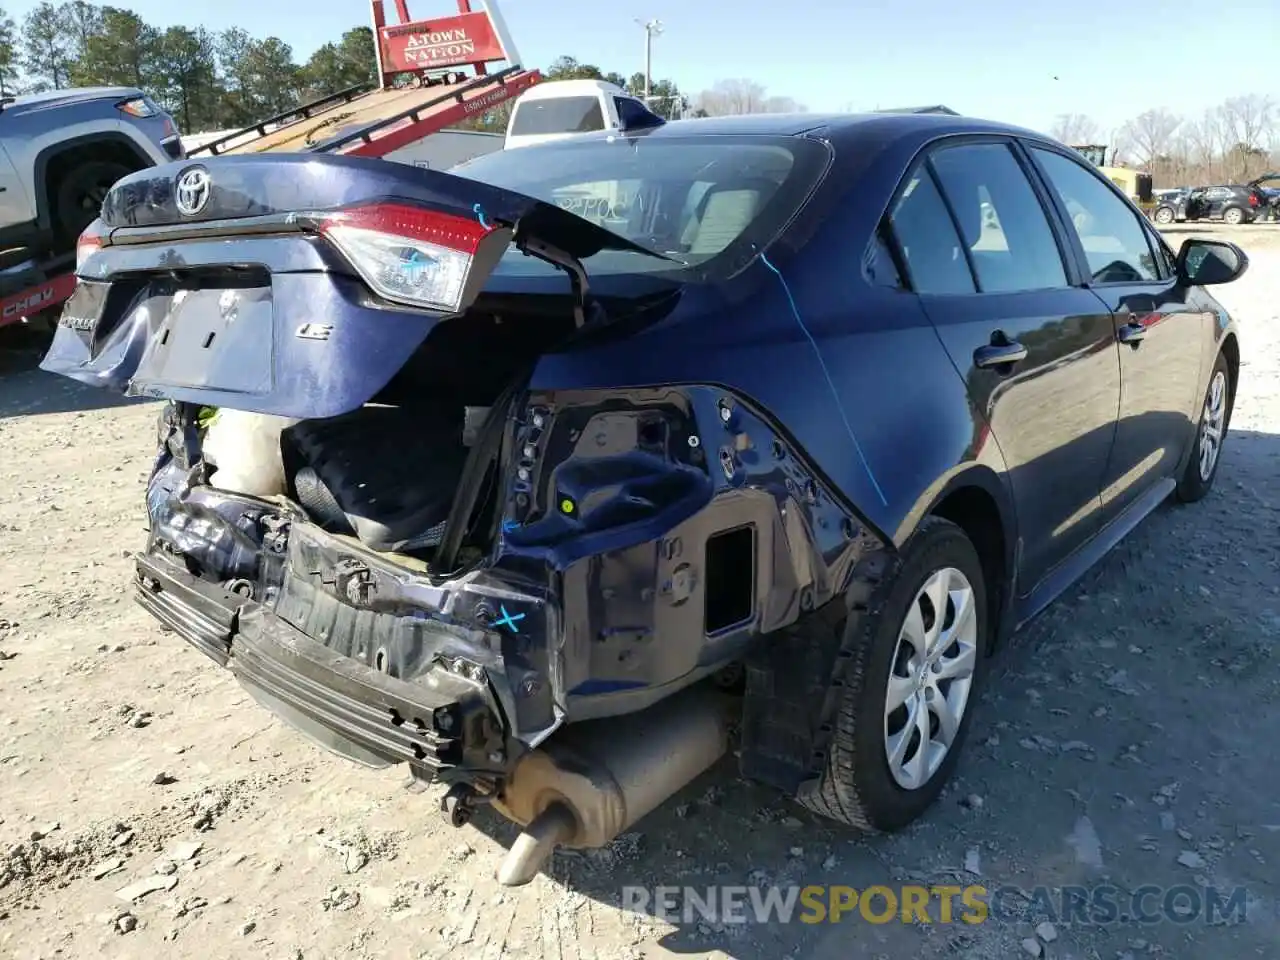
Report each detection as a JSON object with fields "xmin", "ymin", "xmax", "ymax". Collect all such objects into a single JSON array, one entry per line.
[
  {"xmin": 883, "ymin": 566, "xmax": 978, "ymax": 791},
  {"xmin": 1198, "ymin": 369, "xmax": 1228, "ymax": 482}
]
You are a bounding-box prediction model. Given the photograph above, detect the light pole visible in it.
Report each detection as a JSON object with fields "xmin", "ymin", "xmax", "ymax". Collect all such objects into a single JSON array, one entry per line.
[{"xmin": 635, "ymin": 18, "xmax": 663, "ymax": 102}]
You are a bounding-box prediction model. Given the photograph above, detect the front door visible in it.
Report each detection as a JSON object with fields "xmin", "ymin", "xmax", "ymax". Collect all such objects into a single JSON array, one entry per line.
[
  {"xmin": 885, "ymin": 139, "xmax": 1121, "ymax": 592},
  {"xmin": 1026, "ymin": 145, "xmax": 1208, "ymax": 524}
]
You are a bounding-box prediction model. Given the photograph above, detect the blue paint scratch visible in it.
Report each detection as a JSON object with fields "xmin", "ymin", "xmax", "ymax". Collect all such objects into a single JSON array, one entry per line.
[
  {"xmin": 473, "ymin": 203, "xmax": 492, "ymax": 230},
  {"xmin": 760, "ymin": 252, "xmax": 888, "ymax": 507}
]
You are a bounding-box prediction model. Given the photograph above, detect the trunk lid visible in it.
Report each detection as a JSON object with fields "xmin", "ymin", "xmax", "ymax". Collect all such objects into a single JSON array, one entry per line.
[{"xmin": 40, "ymin": 154, "xmax": 668, "ymax": 418}]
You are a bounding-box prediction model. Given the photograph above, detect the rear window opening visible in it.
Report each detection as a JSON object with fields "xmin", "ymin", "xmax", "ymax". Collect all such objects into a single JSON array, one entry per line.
[
  {"xmin": 509, "ymin": 96, "xmax": 605, "ymax": 136},
  {"xmin": 452, "ymin": 134, "xmax": 832, "ymax": 280},
  {"xmin": 704, "ymin": 525, "xmax": 756, "ymax": 634}
]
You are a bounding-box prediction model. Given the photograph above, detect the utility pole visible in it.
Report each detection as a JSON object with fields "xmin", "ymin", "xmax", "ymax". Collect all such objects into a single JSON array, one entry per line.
[{"xmin": 635, "ymin": 18, "xmax": 663, "ymax": 102}]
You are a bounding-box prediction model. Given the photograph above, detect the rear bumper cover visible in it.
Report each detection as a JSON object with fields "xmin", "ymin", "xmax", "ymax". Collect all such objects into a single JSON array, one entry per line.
[{"xmin": 134, "ymin": 552, "xmax": 504, "ymax": 774}]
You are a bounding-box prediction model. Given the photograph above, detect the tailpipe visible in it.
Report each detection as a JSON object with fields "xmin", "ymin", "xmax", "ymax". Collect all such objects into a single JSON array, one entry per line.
[{"xmin": 493, "ymin": 685, "xmax": 731, "ymax": 886}]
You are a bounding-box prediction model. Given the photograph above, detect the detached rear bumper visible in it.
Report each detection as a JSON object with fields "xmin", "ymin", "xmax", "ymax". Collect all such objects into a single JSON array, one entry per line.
[{"xmin": 134, "ymin": 553, "xmax": 505, "ymax": 775}]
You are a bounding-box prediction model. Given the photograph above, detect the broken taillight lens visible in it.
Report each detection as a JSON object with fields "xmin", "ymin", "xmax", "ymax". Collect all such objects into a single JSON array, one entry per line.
[
  {"xmin": 116, "ymin": 97, "xmax": 158, "ymax": 118},
  {"xmin": 76, "ymin": 221, "xmax": 105, "ymax": 271},
  {"xmin": 318, "ymin": 203, "xmax": 495, "ymax": 313}
]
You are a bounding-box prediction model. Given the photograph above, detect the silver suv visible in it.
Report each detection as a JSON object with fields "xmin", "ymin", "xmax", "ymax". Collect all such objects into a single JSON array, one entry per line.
[{"xmin": 0, "ymin": 86, "xmax": 183, "ymax": 258}]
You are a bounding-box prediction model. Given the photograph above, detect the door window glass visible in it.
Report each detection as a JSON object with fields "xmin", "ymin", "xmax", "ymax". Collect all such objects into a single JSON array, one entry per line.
[
  {"xmin": 886, "ymin": 166, "xmax": 975, "ymax": 295},
  {"xmin": 929, "ymin": 143, "xmax": 1069, "ymax": 293},
  {"xmin": 1031, "ymin": 147, "xmax": 1160, "ymax": 283}
]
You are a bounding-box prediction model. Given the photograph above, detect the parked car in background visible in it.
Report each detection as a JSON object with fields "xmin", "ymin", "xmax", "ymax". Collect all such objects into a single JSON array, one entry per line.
[
  {"xmin": 0, "ymin": 86, "xmax": 184, "ymax": 258},
  {"xmin": 41, "ymin": 113, "xmax": 1247, "ymax": 884},
  {"xmin": 1155, "ymin": 179, "xmax": 1272, "ymax": 225}
]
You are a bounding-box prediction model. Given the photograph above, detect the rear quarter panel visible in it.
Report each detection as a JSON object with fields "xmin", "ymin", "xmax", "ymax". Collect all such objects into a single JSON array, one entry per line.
[{"xmin": 530, "ymin": 124, "xmax": 1017, "ymax": 553}]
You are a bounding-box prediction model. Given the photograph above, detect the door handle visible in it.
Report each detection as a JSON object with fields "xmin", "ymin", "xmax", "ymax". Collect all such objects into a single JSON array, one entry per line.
[
  {"xmin": 1117, "ymin": 322, "xmax": 1146, "ymax": 346},
  {"xmin": 973, "ymin": 338, "xmax": 1028, "ymax": 370}
]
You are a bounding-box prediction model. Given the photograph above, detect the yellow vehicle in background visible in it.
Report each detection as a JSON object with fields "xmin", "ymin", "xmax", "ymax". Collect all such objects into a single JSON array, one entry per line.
[{"xmin": 1072, "ymin": 144, "xmax": 1156, "ymax": 217}]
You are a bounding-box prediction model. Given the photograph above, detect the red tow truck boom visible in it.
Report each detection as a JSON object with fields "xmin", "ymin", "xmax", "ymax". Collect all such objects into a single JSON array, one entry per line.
[{"xmin": 1, "ymin": 0, "xmax": 538, "ymax": 332}]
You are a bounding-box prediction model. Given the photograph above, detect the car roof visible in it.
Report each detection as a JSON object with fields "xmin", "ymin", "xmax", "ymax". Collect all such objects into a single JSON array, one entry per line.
[
  {"xmin": 608, "ymin": 111, "xmax": 1060, "ymax": 148},
  {"xmin": 519, "ymin": 79, "xmax": 629, "ymax": 100}
]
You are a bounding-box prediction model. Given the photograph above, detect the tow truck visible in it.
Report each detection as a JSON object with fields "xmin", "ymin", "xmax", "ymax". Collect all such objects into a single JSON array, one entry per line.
[{"xmin": 1, "ymin": 0, "xmax": 539, "ymax": 338}]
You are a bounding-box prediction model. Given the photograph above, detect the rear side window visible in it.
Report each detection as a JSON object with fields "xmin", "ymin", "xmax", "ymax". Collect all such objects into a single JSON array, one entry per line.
[
  {"xmin": 510, "ymin": 96, "xmax": 605, "ymax": 136},
  {"xmin": 929, "ymin": 143, "xmax": 1068, "ymax": 293},
  {"xmin": 886, "ymin": 166, "xmax": 975, "ymax": 295},
  {"xmin": 1030, "ymin": 147, "xmax": 1160, "ymax": 283}
]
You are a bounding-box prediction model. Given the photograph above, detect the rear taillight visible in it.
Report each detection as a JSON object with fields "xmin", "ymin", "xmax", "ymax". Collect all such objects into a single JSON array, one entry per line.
[
  {"xmin": 1249, "ymin": 194, "xmax": 1259, "ymax": 206},
  {"xmin": 317, "ymin": 203, "xmax": 501, "ymax": 313},
  {"xmin": 117, "ymin": 97, "xmax": 157, "ymax": 118},
  {"xmin": 76, "ymin": 222, "xmax": 105, "ymax": 270}
]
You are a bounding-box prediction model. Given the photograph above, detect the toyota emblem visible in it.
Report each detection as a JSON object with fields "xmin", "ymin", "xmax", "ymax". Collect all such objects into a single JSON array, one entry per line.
[{"xmin": 174, "ymin": 167, "xmax": 211, "ymax": 217}]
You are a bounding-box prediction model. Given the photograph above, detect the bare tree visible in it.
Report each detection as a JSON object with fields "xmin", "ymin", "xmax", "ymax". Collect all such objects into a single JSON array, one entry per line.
[
  {"xmin": 1049, "ymin": 113, "xmax": 1099, "ymax": 145},
  {"xmin": 1119, "ymin": 108, "xmax": 1182, "ymax": 166},
  {"xmin": 694, "ymin": 79, "xmax": 804, "ymax": 117},
  {"xmin": 695, "ymin": 79, "xmax": 766, "ymax": 116},
  {"xmin": 1219, "ymin": 94, "xmax": 1275, "ymax": 177}
]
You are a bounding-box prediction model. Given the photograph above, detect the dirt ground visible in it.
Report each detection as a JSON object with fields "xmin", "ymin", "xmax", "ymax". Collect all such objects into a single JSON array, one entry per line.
[{"xmin": 1, "ymin": 224, "xmax": 1278, "ymax": 960}]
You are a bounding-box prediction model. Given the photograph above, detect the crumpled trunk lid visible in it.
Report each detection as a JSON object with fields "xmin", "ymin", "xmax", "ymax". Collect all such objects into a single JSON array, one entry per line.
[{"xmin": 39, "ymin": 153, "xmax": 656, "ymax": 419}]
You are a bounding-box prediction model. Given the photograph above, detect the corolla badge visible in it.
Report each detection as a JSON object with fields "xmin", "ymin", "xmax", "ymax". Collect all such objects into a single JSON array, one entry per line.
[{"xmin": 174, "ymin": 167, "xmax": 211, "ymax": 216}]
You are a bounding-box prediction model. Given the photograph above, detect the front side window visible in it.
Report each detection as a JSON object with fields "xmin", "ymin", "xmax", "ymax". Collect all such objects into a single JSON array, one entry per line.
[
  {"xmin": 929, "ymin": 142, "xmax": 1069, "ymax": 293},
  {"xmin": 1030, "ymin": 147, "xmax": 1160, "ymax": 284},
  {"xmin": 509, "ymin": 96, "xmax": 606, "ymax": 136}
]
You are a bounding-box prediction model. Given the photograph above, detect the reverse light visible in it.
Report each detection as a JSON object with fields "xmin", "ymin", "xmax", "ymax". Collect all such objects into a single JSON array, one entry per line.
[
  {"xmin": 117, "ymin": 97, "xmax": 158, "ymax": 118},
  {"xmin": 318, "ymin": 203, "xmax": 509, "ymax": 314},
  {"xmin": 76, "ymin": 221, "xmax": 105, "ymax": 270}
]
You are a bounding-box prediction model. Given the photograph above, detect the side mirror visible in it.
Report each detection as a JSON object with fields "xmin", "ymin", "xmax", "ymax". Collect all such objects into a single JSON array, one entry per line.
[{"xmin": 1176, "ymin": 238, "xmax": 1248, "ymax": 286}]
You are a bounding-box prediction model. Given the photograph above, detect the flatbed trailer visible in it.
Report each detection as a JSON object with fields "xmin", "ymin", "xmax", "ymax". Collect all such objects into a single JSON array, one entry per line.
[{"xmin": 1, "ymin": 0, "xmax": 535, "ymax": 335}]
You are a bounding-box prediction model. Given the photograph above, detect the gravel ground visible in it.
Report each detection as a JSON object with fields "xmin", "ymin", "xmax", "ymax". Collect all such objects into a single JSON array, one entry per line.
[{"xmin": 1, "ymin": 224, "xmax": 1278, "ymax": 960}]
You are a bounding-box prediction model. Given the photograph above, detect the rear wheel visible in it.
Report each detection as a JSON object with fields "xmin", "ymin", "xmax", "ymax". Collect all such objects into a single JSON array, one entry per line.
[
  {"xmin": 53, "ymin": 160, "xmax": 132, "ymax": 247},
  {"xmin": 1154, "ymin": 206, "xmax": 1175, "ymax": 224},
  {"xmin": 799, "ymin": 516, "xmax": 989, "ymax": 831},
  {"xmin": 1175, "ymin": 352, "xmax": 1232, "ymax": 503},
  {"xmin": 1222, "ymin": 206, "xmax": 1245, "ymax": 225}
]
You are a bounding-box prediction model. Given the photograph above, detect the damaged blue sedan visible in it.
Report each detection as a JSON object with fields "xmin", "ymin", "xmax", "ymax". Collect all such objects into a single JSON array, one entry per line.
[{"xmin": 41, "ymin": 112, "xmax": 1246, "ymax": 883}]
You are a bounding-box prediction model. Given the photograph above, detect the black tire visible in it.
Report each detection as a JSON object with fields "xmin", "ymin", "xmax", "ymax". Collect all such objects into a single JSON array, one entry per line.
[
  {"xmin": 1175, "ymin": 351, "xmax": 1233, "ymax": 503},
  {"xmin": 53, "ymin": 160, "xmax": 132, "ymax": 247},
  {"xmin": 1154, "ymin": 206, "xmax": 1175, "ymax": 225},
  {"xmin": 1221, "ymin": 206, "xmax": 1245, "ymax": 226},
  {"xmin": 798, "ymin": 516, "xmax": 990, "ymax": 831}
]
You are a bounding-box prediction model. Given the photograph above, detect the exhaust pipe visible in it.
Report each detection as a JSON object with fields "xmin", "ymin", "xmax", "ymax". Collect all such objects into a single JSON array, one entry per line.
[{"xmin": 493, "ymin": 686, "xmax": 731, "ymax": 886}]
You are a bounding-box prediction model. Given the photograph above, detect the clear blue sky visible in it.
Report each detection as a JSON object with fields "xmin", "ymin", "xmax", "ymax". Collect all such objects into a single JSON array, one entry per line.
[{"xmin": 7, "ymin": 0, "xmax": 1279, "ymax": 136}]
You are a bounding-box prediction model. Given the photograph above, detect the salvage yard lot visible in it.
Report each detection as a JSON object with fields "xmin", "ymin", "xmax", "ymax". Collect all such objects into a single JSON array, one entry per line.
[{"xmin": 1, "ymin": 225, "xmax": 1278, "ymax": 960}]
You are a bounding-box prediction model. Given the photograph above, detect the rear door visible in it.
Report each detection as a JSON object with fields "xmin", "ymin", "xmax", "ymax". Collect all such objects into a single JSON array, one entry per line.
[
  {"xmin": 1025, "ymin": 144, "xmax": 1207, "ymax": 525},
  {"xmin": 886, "ymin": 138, "xmax": 1121, "ymax": 592}
]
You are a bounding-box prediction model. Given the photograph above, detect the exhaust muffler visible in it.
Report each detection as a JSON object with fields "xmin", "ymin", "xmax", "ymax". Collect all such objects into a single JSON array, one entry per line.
[{"xmin": 492, "ymin": 686, "xmax": 731, "ymax": 885}]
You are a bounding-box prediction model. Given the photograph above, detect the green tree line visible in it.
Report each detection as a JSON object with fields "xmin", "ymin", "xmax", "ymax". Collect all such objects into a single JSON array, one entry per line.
[
  {"xmin": 0, "ymin": 1, "xmax": 798, "ymax": 135},
  {"xmin": 0, "ymin": 0, "xmax": 376, "ymax": 131}
]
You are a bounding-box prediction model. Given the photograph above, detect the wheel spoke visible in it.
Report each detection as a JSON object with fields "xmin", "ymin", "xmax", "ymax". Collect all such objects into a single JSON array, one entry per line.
[
  {"xmin": 931, "ymin": 690, "xmax": 961, "ymax": 745},
  {"xmin": 937, "ymin": 585, "xmax": 974, "ymax": 655},
  {"xmin": 921, "ymin": 569, "xmax": 950, "ymax": 653},
  {"xmin": 900, "ymin": 601, "xmax": 929, "ymax": 659},
  {"xmin": 887, "ymin": 693, "xmax": 922, "ymax": 770},
  {"xmin": 905, "ymin": 693, "xmax": 932, "ymax": 782},
  {"xmin": 934, "ymin": 639, "xmax": 977, "ymax": 682},
  {"xmin": 885, "ymin": 673, "xmax": 915, "ymax": 714}
]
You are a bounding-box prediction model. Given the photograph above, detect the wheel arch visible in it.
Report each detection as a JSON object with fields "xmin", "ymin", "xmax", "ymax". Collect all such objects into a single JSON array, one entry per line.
[
  {"xmin": 912, "ymin": 464, "xmax": 1018, "ymax": 654},
  {"xmin": 1220, "ymin": 330, "xmax": 1240, "ymax": 403},
  {"xmin": 34, "ymin": 133, "xmax": 151, "ymax": 231}
]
